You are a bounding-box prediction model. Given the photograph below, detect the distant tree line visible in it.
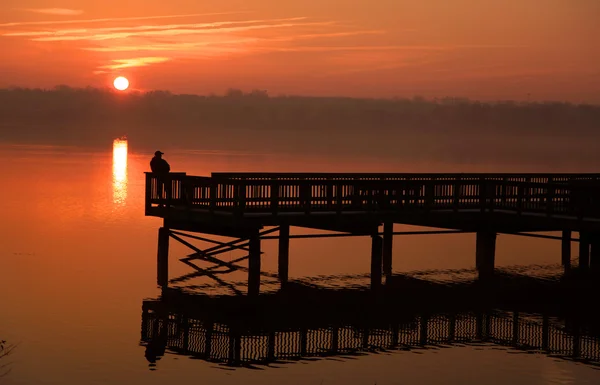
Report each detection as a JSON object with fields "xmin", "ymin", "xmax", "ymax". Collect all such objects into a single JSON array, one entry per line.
[
  {"xmin": 0, "ymin": 86, "xmax": 598, "ymax": 167},
  {"xmin": 1, "ymin": 86, "xmax": 598, "ymax": 135}
]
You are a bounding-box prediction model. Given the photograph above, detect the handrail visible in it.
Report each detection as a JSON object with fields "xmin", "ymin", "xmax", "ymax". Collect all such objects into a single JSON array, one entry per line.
[{"xmin": 145, "ymin": 172, "xmax": 600, "ymax": 219}]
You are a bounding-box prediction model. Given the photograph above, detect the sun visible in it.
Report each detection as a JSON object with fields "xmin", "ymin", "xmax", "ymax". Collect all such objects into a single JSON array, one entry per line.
[{"xmin": 113, "ymin": 76, "xmax": 129, "ymax": 91}]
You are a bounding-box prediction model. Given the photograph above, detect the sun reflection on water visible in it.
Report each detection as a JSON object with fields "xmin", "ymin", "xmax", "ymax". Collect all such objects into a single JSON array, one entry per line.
[{"xmin": 112, "ymin": 138, "xmax": 128, "ymax": 205}]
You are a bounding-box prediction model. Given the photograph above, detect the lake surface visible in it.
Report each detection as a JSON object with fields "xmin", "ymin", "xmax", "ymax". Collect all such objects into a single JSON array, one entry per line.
[{"xmin": 0, "ymin": 141, "xmax": 598, "ymax": 384}]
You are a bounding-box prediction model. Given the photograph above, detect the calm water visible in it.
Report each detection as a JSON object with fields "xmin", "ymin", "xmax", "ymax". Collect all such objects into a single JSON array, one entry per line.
[{"xmin": 0, "ymin": 141, "xmax": 598, "ymax": 384}]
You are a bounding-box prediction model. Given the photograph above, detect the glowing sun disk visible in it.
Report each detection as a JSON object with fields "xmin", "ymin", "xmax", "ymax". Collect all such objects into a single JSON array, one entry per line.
[{"xmin": 113, "ymin": 76, "xmax": 129, "ymax": 91}]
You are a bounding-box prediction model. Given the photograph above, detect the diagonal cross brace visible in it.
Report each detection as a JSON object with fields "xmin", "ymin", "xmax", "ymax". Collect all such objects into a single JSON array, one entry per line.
[
  {"xmin": 170, "ymin": 230, "xmax": 253, "ymax": 254},
  {"xmin": 181, "ymin": 227, "xmax": 280, "ymax": 261}
]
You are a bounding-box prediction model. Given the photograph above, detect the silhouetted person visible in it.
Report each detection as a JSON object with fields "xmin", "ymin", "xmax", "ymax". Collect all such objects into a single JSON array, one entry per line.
[{"xmin": 150, "ymin": 150, "xmax": 171, "ymax": 205}]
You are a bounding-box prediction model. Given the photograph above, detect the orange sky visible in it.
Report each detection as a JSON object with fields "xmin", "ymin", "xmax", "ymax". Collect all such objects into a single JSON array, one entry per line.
[{"xmin": 0, "ymin": 0, "xmax": 599, "ymax": 101}]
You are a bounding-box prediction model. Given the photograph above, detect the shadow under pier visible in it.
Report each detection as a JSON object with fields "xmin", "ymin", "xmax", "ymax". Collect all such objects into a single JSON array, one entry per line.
[{"xmin": 140, "ymin": 271, "xmax": 600, "ymax": 369}]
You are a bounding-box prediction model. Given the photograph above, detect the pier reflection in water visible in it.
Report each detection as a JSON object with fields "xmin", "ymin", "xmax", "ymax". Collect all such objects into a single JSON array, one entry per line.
[{"xmin": 140, "ymin": 267, "xmax": 600, "ymax": 370}]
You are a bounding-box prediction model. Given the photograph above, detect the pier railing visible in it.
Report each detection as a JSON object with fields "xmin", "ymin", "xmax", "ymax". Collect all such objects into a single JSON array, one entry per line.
[{"xmin": 145, "ymin": 173, "xmax": 600, "ymax": 218}]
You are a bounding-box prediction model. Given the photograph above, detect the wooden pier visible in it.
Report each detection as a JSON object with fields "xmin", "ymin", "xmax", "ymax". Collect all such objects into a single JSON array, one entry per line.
[{"xmin": 145, "ymin": 172, "xmax": 600, "ymax": 295}]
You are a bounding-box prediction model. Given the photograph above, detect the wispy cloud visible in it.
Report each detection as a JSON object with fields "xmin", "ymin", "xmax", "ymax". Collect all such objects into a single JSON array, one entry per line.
[
  {"xmin": 83, "ymin": 38, "xmax": 259, "ymax": 52},
  {"xmin": 0, "ymin": 11, "xmax": 246, "ymax": 27},
  {"xmin": 98, "ymin": 57, "xmax": 170, "ymax": 70},
  {"xmin": 28, "ymin": 21, "xmax": 333, "ymax": 42},
  {"xmin": 79, "ymin": 31, "xmax": 383, "ymax": 53},
  {"xmin": 19, "ymin": 8, "xmax": 84, "ymax": 16},
  {"xmin": 3, "ymin": 17, "xmax": 308, "ymax": 38},
  {"xmin": 259, "ymin": 45, "xmax": 451, "ymax": 53},
  {"xmin": 4, "ymin": 10, "xmax": 507, "ymax": 76}
]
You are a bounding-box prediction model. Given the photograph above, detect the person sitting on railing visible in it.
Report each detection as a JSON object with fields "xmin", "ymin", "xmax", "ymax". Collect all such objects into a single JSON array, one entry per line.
[{"xmin": 150, "ymin": 150, "xmax": 171, "ymax": 206}]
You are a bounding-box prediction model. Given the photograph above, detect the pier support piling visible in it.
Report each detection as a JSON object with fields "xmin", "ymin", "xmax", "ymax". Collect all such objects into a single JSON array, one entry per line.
[
  {"xmin": 590, "ymin": 233, "xmax": 600, "ymax": 272},
  {"xmin": 371, "ymin": 234, "xmax": 383, "ymax": 290},
  {"xmin": 578, "ymin": 232, "xmax": 590, "ymax": 270},
  {"xmin": 476, "ymin": 231, "xmax": 496, "ymax": 278},
  {"xmin": 248, "ymin": 231, "xmax": 261, "ymax": 297},
  {"xmin": 157, "ymin": 227, "xmax": 169, "ymax": 288},
  {"xmin": 382, "ymin": 222, "xmax": 394, "ymax": 281},
  {"xmin": 278, "ymin": 225, "xmax": 290, "ymax": 286},
  {"xmin": 561, "ymin": 230, "xmax": 572, "ymax": 272}
]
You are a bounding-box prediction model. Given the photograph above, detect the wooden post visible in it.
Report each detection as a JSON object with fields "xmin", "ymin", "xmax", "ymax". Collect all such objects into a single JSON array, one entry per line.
[
  {"xmin": 382, "ymin": 222, "xmax": 394, "ymax": 280},
  {"xmin": 300, "ymin": 328, "xmax": 308, "ymax": 356},
  {"xmin": 448, "ymin": 315, "xmax": 456, "ymax": 342},
  {"xmin": 476, "ymin": 231, "xmax": 496, "ymax": 278},
  {"xmin": 228, "ymin": 331, "xmax": 241, "ymax": 365},
  {"xmin": 248, "ymin": 231, "xmax": 261, "ymax": 296},
  {"xmin": 579, "ymin": 231, "xmax": 590, "ymax": 270},
  {"xmin": 542, "ymin": 315, "xmax": 549, "ymax": 351},
  {"xmin": 182, "ymin": 316, "xmax": 190, "ymax": 354},
  {"xmin": 205, "ymin": 321, "xmax": 214, "ymax": 359},
  {"xmin": 561, "ymin": 230, "xmax": 572, "ymax": 272},
  {"xmin": 512, "ymin": 311, "xmax": 519, "ymax": 345},
  {"xmin": 419, "ymin": 315, "xmax": 428, "ymax": 345},
  {"xmin": 476, "ymin": 312, "xmax": 484, "ymax": 340},
  {"xmin": 267, "ymin": 331, "xmax": 276, "ymax": 361},
  {"xmin": 362, "ymin": 328, "xmax": 370, "ymax": 349},
  {"xmin": 157, "ymin": 227, "xmax": 169, "ymax": 288},
  {"xmin": 573, "ymin": 322, "xmax": 581, "ymax": 358},
  {"xmin": 371, "ymin": 234, "xmax": 383, "ymax": 290},
  {"xmin": 391, "ymin": 323, "xmax": 399, "ymax": 347},
  {"xmin": 278, "ymin": 225, "xmax": 290, "ymax": 286},
  {"xmin": 590, "ymin": 233, "xmax": 600, "ymax": 272},
  {"xmin": 331, "ymin": 326, "xmax": 339, "ymax": 353}
]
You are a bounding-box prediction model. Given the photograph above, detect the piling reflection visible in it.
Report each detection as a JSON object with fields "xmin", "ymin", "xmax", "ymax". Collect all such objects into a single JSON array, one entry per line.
[
  {"xmin": 112, "ymin": 138, "xmax": 128, "ymax": 205},
  {"xmin": 140, "ymin": 269, "xmax": 600, "ymax": 370}
]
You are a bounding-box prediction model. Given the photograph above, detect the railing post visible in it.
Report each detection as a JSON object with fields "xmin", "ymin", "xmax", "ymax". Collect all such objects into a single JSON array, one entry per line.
[
  {"xmin": 501, "ymin": 177, "xmax": 508, "ymax": 207},
  {"xmin": 546, "ymin": 184, "xmax": 555, "ymax": 216},
  {"xmin": 488, "ymin": 180, "xmax": 496, "ymax": 212},
  {"xmin": 271, "ymin": 180, "xmax": 279, "ymax": 215},
  {"xmin": 425, "ymin": 181, "xmax": 434, "ymax": 210},
  {"xmin": 525, "ymin": 177, "xmax": 531, "ymax": 206},
  {"xmin": 181, "ymin": 175, "xmax": 192, "ymax": 208},
  {"xmin": 453, "ymin": 180, "xmax": 461, "ymax": 212},
  {"xmin": 336, "ymin": 181, "xmax": 343, "ymax": 214},
  {"xmin": 209, "ymin": 180, "xmax": 217, "ymax": 212},
  {"xmin": 327, "ymin": 181, "xmax": 334, "ymax": 210},
  {"xmin": 517, "ymin": 184, "xmax": 524, "ymax": 214},
  {"xmin": 237, "ymin": 181, "xmax": 247, "ymax": 215},
  {"xmin": 479, "ymin": 178, "xmax": 487, "ymax": 212}
]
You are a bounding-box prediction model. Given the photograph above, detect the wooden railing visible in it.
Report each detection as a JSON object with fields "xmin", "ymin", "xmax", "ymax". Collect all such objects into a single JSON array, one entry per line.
[{"xmin": 145, "ymin": 173, "xmax": 600, "ymax": 218}]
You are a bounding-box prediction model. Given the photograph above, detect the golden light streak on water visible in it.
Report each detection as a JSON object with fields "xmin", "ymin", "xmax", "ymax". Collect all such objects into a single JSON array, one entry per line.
[{"xmin": 112, "ymin": 138, "xmax": 128, "ymax": 205}]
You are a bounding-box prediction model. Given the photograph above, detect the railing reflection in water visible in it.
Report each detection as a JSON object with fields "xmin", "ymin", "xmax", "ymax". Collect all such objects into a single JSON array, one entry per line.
[{"xmin": 141, "ymin": 303, "xmax": 600, "ymax": 369}]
